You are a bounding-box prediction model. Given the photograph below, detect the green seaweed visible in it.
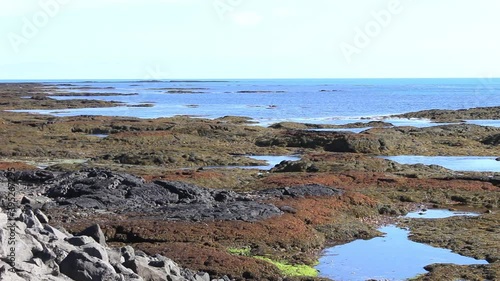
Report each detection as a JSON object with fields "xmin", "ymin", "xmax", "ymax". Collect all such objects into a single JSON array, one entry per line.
[
  {"xmin": 227, "ymin": 247, "xmax": 251, "ymax": 256},
  {"xmin": 254, "ymin": 256, "xmax": 318, "ymax": 277},
  {"xmin": 227, "ymin": 247, "xmax": 318, "ymax": 277}
]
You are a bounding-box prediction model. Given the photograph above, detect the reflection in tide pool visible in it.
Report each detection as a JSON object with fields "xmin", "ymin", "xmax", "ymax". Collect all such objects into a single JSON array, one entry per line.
[
  {"xmin": 316, "ymin": 225, "xmax": 488, "ymax": 281},
  {"xmin": 88, "ymin": 134, "xmax": 108, "ymax": 138},
  {"xmin": 405, "ymin": 209, "xmax": 480, "ymax": 219},
  {"xmin": 204, "ymin": 155, "xmax": 301, "ymax": 170},
  {"xmin": 306, "ymin": 128, "xmax": 372, "ymax": 134},
  {"xmin": 243, "ymin": 155, "xmax": 301, "ymax": 170},
  {"xmin": 381, "ymin": 156, "xmax": 500, "ymax": 172}
]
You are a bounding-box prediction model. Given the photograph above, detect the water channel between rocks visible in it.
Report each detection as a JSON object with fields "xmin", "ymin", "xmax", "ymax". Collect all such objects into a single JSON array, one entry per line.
[
  {"xmin": 381, "ymin": 156, "xmax": 500, "ymax": 172},
  {"xmin": 204, "ymin": 155, "xmax": 301, "ymax": 170},
  {"xmin": 316, "ymin": 209, "xmax": 488, "ymax": 281}
]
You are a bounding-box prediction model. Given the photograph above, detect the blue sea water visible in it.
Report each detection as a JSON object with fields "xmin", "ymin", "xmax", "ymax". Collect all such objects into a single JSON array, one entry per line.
[{"xmin": 8, "ymin": 78, "xmax": 500, "ymax": 126}]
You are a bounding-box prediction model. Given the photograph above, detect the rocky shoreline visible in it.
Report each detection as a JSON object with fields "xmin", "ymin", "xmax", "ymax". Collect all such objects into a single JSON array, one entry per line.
[
  {"xmin": 392, "ymin": 106, "xmax": 500, "ymax": 122},
  {"xmin": 0, "ymin": 205, "xmax": 216, "ymax": 281},
  {"xmin": 0, "ymin": 83, "xmax": 499, "ymax": 280}
]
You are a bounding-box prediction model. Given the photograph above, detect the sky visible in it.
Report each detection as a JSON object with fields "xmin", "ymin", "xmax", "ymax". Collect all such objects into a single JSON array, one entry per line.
[{"xmin": 0, "ymin": 0, "xmax": 499, "ymax": 79}]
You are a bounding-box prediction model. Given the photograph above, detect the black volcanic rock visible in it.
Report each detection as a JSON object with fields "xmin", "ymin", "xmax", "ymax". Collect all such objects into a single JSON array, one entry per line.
[
  {"xmin": 5, "ymin": 169, "xmax": 348, "ymax": 222},
  {"xmin": 44, "ymin": 168, "xmax": 283, "ymax": 222}
]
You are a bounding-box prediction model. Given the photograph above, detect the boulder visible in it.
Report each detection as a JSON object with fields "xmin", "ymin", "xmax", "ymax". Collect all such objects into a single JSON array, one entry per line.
[
  {"xmin": 153, "ymin": 254, "xmax": 181, "ymax": 276},
  {"xmin": 44, "ymin": 224, "xmax": 70, "ymax": 240},
  {"xmin": 123, "ymin": 256, "xmax": 171, "ymax": 281},
  {"xmin": 0, "ymin": 260, "xmax": 26, "ymax": 281},
  {"xmin": 0, "ymin": 181, "xmax": 214, "ymax": 281},
  {"xmin": 45, "ymin": 240, "xmax": 78, "ymax": 264},
  {"xmin": 65, "ymin": 236, "xmax": 96, "ymax": 247},
  {"xmin": 16, "ymin": 225, "xmax": 44, "ymax": 263},
  {"xmin": 81, "ymin": 242, "xmax": 109, "ymax": 263},
  {"xmin": 34, "ymin": 209, "xmax": 49, "ymax": 224},
  {"xmin": 77, "ymin": 224, "xmax": 106, "ymax": 246},
  {"xmin": 182, "ymin": 270, "xmax": 210, "ymax": 281},
  {"xmin": 121, "ymin": 246, "xmax": 136, "ymax": 262},
  {"xmin": 114, "ymin": 263, "xmax": 144, "ymax": 281},
  {"xmin": 21, "ymin": 209, "xmax": 43, "ymax": 229},
  {"xmin": 59, "ymin": 250, "xmax": 121, "ymax": 281},
  {"xmin": 108, "ymin": 247, "xmax": 125, "ymax": 265}
]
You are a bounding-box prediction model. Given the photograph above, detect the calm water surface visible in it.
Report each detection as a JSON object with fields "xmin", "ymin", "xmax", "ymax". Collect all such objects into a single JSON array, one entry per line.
[
  {"xmin": 405, "ymin": 209, "xmax": 480, "ymax": 219},
  {"xmin": 382, "ymin": 156, "xmax": 500, "ymax": 172},
  {"xmin": 8, "ymin": 79, "xmax": 500, "ymax": 127},
  {"xmin": 317, "ymin": 210, "xmax": 488, "ymax": 281},
  {"xmin": 205, "ymin": 155, "xmax": 300, "ymax": 170}
]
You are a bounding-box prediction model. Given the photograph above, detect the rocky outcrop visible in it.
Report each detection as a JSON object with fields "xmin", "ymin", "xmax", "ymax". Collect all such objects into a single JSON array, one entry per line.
[
  {"xmin": 482, "ymin": 133, "xmax": 500, "ymax": 146},
  {"xmin": 256, "ymin": 124, "xmax": 500, "ymax": 155},
  {"xmin": 0, "ymin": 83, "xmax": 121, "ymax": 111},
  {"xmin": 6, "ymin": 168, "xmax": 283, "ymax": 222},
  {"xmin": 256, "ymin": 129, "xmax": 399, "ymax": 154},
  {"xmin": 392, "ymin": 106, "xmax": 500, "ymax": 122},
  {"xmin": 269, "ymin": 121, "xmax": 392, "ymax": 130},
  {"xmin": 0, "ymin": 207, "xmax": 213, "ymax": 281}
]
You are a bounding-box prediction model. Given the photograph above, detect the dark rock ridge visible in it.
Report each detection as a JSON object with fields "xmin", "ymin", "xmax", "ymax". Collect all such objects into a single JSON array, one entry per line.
[
  {"xmin": 269, "ymin": 120, "xmax": 392, "ymax": 130},
  {"xmin": 259, "ymin": 184, "xmax": 343, "ymax": 198},
  {"xmin": 483, "ymin": 133, "xmax": 500, "ymax": 146},
  {"xmin": 2, "ymin": 169, "xmax": 347, "ymax": 223},
  {"xmin": 392, "ymin": 106, "xmax": 500, "ymax": 122},
  {"xmin": 0, "ymin": 207, "xmax": 214, "ymax": 281},
  {"xmin": 5, "ymin": 168, "xmax": 283, "ymax": 222}
]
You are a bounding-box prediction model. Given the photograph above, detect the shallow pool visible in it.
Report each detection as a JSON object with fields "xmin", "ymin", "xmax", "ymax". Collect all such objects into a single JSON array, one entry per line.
[
  {"xmin": 317, "ymin": 209, "xmax": 488, "ymax": 280},
  {"xmin": 306, "ymin": 128, "xmax": 372, "ymax": 134},
  {"xmin": 88, "ymin": 134, "xmax": 109, "ymax": 138},
  {"xmin": 204, "ymin": 155, "xmax": 301, "ymax": 170},
  {"xmin": 241, "ymin": 155, "xmax": 301, "ymax": 170},
  {"xmin": 316, "ymin": 224, "xmax": 488, "ymax": 281},
  {"xmin": 405, "ymin": 209, "xmax": 480, "ymax": 219},
  {"xmin": 381, "ymin": 156, "xmax": 500, "ymax": 172}
]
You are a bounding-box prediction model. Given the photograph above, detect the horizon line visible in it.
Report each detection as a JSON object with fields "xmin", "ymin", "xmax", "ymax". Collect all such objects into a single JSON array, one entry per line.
[{"xmin": 1, "ymin": 77, "xmax": 499, "ymax": 81}]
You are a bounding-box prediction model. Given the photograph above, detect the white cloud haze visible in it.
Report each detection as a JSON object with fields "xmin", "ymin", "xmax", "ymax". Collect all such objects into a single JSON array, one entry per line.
[{"xmin": 1, "ymin": 0, "xmax": 499, "ymax": 79}]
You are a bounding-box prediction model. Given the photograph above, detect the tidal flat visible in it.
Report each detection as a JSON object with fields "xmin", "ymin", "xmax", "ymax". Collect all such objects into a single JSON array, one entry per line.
[{"xmin": 0, "ymin": 83, "xmax": 498, "ymax": 280}]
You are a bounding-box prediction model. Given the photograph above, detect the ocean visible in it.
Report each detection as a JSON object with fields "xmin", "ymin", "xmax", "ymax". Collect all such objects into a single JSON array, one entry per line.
[{"xmin": 10, "ymin": 78, "xmax": 500, "ymax": 127}]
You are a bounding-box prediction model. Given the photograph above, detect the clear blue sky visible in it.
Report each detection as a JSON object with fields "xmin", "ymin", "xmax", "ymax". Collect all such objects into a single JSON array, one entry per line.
[{"xmin": 1, "ymin": 0, "xmax": 499, "ymax": 79}]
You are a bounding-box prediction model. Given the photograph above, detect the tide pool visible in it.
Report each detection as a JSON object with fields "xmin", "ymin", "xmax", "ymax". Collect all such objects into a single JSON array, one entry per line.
[{"xmin": 382, "ymin": 156, "xmax": 500, "ymax": 172}]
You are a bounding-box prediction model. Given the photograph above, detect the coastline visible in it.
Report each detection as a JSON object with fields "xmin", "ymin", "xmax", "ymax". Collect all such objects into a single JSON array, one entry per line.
[{"xmin": 0, "ymin": 82, "xmax": 498, "ymax": 280}]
